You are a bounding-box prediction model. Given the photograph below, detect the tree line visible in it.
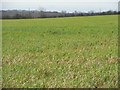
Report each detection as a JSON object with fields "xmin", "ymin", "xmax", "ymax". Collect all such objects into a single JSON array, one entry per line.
[{"xmin": 1, "ymin": 10, "xmax": 119, "ymax": 19}]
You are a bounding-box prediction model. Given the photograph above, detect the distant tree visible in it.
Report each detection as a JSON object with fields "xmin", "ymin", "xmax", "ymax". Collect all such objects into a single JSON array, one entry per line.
[
  {"xmin": 28, "ymin": 8, "xmax": 32, "ymax": 18},
  {"xmin": 2, "ymin": 15, "xmax": 10, "ymax": 19},
  {"xmin": 74, "ymin": 11, "xmax": 78, "ymax": 16},
  {"xmin": 13, "ymin": 14, "xmax": 22, "ymax": 19},
  {"xmin": 61, "ymin": 10, "xmax": 67, "ymax": 17},
  {"xmin": 88, "ymin": 10, "xmax": 94, "ymax": 16},
  {"xmin": 106, "ymin": 10, "xmax": 114, "ymax": 15},
  {"xmin": 38, "ymin": 7, "xmax": 46, "ymax": 18}
]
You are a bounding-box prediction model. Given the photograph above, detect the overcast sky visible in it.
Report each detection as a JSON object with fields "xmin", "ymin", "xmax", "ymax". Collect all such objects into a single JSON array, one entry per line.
[{"xmin": 1, "ymin": 0, "xmax": 119, "ymax": 12}]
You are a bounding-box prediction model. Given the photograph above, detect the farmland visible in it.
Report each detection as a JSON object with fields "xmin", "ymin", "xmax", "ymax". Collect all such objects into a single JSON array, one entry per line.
[{"xmin": 2, "ymin": 15, "xmax": 118, "ymax": 88}]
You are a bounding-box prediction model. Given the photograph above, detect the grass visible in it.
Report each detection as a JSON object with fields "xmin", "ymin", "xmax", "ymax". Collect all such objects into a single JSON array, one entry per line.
[{"xmin": 2, "ymin": 15, "xmax": 118, "ymax": 88}]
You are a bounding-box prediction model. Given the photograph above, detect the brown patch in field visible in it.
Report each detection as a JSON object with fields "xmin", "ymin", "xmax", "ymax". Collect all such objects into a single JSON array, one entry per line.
[{"xmin": 108, "ymin": 57, "xmax": 118, "ymax": 64}]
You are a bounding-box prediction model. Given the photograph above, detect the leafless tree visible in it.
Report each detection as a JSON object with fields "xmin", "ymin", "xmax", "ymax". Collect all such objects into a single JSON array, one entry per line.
[
  {"xmin": 38, "ymin": 7, "xmax": 46, "ymax": 18},
  {"xmin": 61, "ymin": 10, "xmax": 67, "ymax": 17},
  {"xmin": 74, "ymin": 10, "xmax": 78, "ymax": 16}
]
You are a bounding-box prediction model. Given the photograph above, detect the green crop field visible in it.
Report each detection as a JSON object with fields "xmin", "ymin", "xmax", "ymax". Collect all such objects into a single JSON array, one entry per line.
[{"xmin": 2, "ymin": 15, "xmax": 118, "ymax": 88}]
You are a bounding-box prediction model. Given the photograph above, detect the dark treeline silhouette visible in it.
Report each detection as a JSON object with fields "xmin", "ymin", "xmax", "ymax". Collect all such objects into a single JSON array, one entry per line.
[{"xmin": 0, "ymin": 10, "xmax": 119, "ymax": 19}]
